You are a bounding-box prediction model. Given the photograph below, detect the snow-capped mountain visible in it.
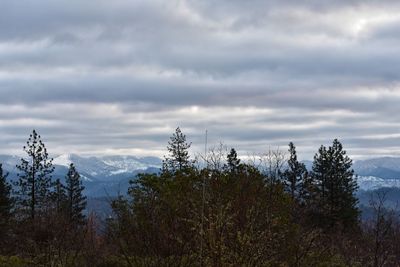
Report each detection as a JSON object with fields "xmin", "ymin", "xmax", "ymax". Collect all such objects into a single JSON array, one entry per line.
[
  {"xmin": 352, "ymin": 157, "xmax": 400, "ymax": 190},
  {"xmin": 357, "ymin": 176, "xmax": 400, "ymax": 191},
  {"xmin": 0, "ymin": 154, "xmax": 162, "ymax": 196},
  {"xmin": 353, "ymin": 157, "xmax": 400, "ymax": 179},
  {"xmin": 6, "ymin": 154, "xmax": 400, "ymax": 195},
  {"xmin": 302, "ymin": 157, "xmax": 400, "ymax": 191},
  {"xmin": 52, "ymin": 153, "xmax": 162, "ymax": 181},
  {"xmin": 0, "ymin": 153, "xmax": 161, "ymax": 181}
]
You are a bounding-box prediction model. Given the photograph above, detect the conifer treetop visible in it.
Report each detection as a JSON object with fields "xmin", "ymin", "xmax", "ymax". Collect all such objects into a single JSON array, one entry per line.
[{"xmin": 163, "ymin": 127, "xmax": 194, "ymax": 172}]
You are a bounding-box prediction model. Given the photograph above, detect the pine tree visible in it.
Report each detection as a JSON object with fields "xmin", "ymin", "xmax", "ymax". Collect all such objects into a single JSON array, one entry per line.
[
  {"xmin": 52, "ymin": 178, "xmax": 67, "ymax": 214},
  {"xmin": 15, "ymin": 130, "xmax": 54, "ymax": 220},
  {"xmin": 0, "ymin": 163, "xmax": 13, "ymax": 225},
  {"xmin": 163, "ymin": 127, "xmax": 193, "ymax": 173},
  {"xmin": 299, "ymin": 170, "xmax": 314, "ymax": 207},
  {"xmin": 311, "ymin": 139, "xmax": 359, "ymax": 230},
  {"xmin": 65, "ymin": 163, "xmax": 86, "ymax": 224},
  {"xmin": 281, "ymin": 142, "xmax": 307, "ymax": 201},
  {"xmin": 226, "ymin": 148, "xmax": 241, "ymax": 172}
]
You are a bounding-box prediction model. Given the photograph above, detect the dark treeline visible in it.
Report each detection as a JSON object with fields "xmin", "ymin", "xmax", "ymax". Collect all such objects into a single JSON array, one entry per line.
[{"xmin": 0, "ymin": 128, "xmax": 400, "ymax": 266}]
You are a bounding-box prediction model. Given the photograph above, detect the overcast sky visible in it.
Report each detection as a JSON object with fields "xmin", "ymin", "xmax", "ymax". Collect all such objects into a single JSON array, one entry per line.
[{"xmin": 1, "ymin": 0, "xmax": 400, "ymax": 159}]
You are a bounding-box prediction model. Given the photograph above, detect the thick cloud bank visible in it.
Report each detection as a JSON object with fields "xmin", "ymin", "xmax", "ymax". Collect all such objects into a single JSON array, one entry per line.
[{"xmin": 1, "ymin": 0, "xmax": 400, "ymax": 159}]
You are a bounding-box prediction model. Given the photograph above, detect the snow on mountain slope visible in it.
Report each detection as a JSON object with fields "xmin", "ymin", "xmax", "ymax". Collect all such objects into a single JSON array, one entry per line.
[
  {"xmin": 101, "ymin": 155, "xmax": 161, "ymax": 172},
  {"xmin": 53, "ymin": 153, "xmax": 73, "ymax": 167},
  {"xmin": 355, "ymin": 157, "xmax": 400, "ymax": 171},
  {"xmin": 353, "ymin": 157, "xmax": 400, "ymax": 179},
  {"xmin": 52, "ymin": 154, "xmax": 162, "ymax": 181},
  {"xmin": 357, "ymin": 176, "xmax": 400, "ymax": 191},
  {"xmin": 8, "ymin": 154, "xmax": 400, "ymax": 194}
]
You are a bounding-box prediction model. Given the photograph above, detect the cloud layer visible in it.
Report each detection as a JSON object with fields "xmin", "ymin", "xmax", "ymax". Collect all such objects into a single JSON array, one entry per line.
[{"xmin": 1, "ymin": 0, "xmax": 400, "ymax": 159}]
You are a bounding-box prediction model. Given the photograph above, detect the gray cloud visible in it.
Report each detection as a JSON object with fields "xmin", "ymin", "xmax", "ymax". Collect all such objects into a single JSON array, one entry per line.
[{"xmin": 1, "ymin": 0, "xmax": 400, "ymax": 160}]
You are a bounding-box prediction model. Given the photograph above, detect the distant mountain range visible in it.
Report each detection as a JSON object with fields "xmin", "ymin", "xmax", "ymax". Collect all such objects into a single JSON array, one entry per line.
[
  {"xmin": 0, "ymin": 154, "xmax": 162, "ymax": 197},
  {"xmin": 353, "ymin": 157, "xmax": 400, "ymax": 179},
  {"xmin": 353, "ymin": 157, "xmax": 400, "ymax": 191},
  {"xmin": 303, "ymin": 157, "xmax": 400, "ymax": 191},
  {"xmin": 52, "ymin": 154, "xmax": 161, "ymax": 181},
  {"xmin": 4, "ymin": 154, "xmax": 400, "ymax": 196}
]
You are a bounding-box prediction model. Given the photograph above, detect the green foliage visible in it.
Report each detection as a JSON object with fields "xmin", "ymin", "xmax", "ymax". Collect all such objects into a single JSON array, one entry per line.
[
  {"xmin": 311, "ymin": 139, "xmax": 359, "ymax": 231},
  {"xmin": 225, "ymin": 148, "xmax": 241, "ymax": 172},
  {"xmin": 64, "ymin": 163, "xmax": 87, "ymax": 225},
  {"xmin": 0, "ymin": 164, "xmax": 14, "ymax": 253},
  {"xmin": 0, "ymin": 163, "xmax": 13, "ymax": 223},
  {"xmin": 106, "ymin": 133, "xmax": 371, "ymax": 266},
  {"xmin": 163, "ymin": 127, "xmax": 194, "ymax": 173},
  {"xmin": 110, "ymin": 139, "xmax": 309, "ymax": 265},
  {"xmin": 3, "ymin": 129, "xmax": 399, "ymax": 266},
  {"xmin": 0, "ymin": 256, "xmax": 30, "ymax": 267},
  {"xmin": 51, "ymin": 178, "xmax": 67, "ymax": 214},
  {"xmin": 281, "ymin": 142, "xmax": 308, "ymax": 201},
  {"xmin": 15, "ymin": 129, "xmax": 55, "ymax": 220}
]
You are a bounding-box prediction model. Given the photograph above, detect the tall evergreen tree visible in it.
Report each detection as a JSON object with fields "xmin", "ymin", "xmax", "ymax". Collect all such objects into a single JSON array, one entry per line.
[
  {"xmin": 15, "ymin": 130, "xmax": 54, "ymax": 220},
  {"xmin": 0, "ymin": 163, "xmax": 13, "ymax": 225},
  {"xmin": 281, "ymin": 142, "xmax": 307, "ymax": 201},
  {"xmin": 226, "ymin": 148, "xmax": 241, "ymax": 172},
  {"xmin": 52, "ymin": 178, "xmax": 67, "ymax": 214},
  {"xmin": 311, "ymin": 139, "xmax": 359, "ymax": 230},
  {"xmin": 65, "ymin": 163, "xmax": 86, "ymax": 224},
  {"xmin": 163, "ymin": 127, "xmax": 193, "ymax": 172}
]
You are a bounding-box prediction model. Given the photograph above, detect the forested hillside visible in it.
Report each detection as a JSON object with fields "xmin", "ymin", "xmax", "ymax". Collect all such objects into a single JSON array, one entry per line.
[{"xmin": 1, "ymin": 129, "xmax": 400, "ymax": 266}]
